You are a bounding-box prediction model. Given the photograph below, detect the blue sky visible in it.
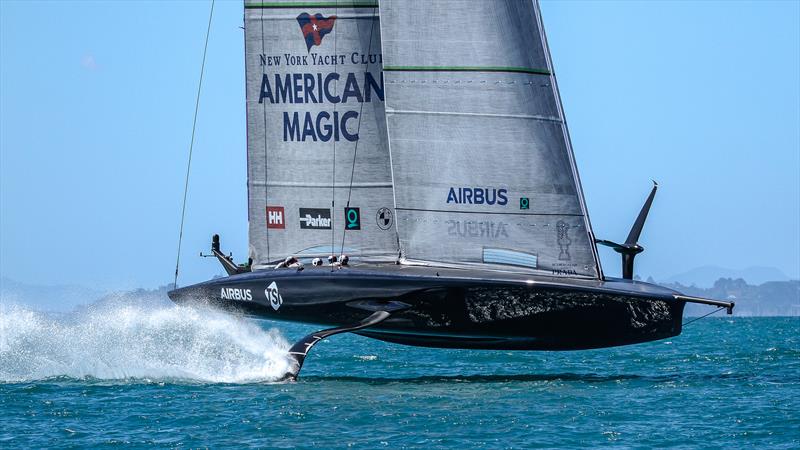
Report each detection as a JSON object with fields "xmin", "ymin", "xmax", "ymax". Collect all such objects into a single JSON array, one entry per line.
[{"xmin": 1, "ymin": 0, "xmax": 798, "ymax": 290}]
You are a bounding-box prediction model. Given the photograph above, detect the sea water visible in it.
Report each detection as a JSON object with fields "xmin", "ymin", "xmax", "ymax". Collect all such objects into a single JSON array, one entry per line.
[{"xmin": 1, "ymin": 298, "xmax": 798, "ymax": 448}]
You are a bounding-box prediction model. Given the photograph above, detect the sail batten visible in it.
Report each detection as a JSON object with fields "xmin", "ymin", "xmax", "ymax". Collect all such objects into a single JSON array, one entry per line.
[
  {"xmin": 245, "ymin": 2, "xmax": 379, "ymax": 9},
  {"xmin": 385, "ymin": 110, "xmax": 563, "ymax": 123},
  {"xmin": 383, "ymin": 66, "xmax": 552, "ymax": 75},
  {"xmin": 253, "ymin": 181, "xmax": 394, "ymax": 188}
]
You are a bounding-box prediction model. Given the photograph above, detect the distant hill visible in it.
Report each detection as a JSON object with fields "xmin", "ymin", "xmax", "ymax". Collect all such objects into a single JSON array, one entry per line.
[
  {"xmin": 72, "ymin": 284, "xmax": 173, "ymax": 312},
  {"xmin": 662, "ymin": 266, "xmax": 791, "ymax": 288},
  {"xmin": 0, "ymin": 277, "xmax": 107, "ymax": 312},
  {"xmin": 659, "ymin": 278, "xmax": 800, "ymax": 317},
  {"xmin": 0, "ymin": 277, "xmax": 175, "ymax": 312}
]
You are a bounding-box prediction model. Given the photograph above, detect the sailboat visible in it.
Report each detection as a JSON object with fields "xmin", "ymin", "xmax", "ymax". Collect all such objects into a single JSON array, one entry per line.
[{"xmin": 169, "ymin": 0, "xmax": 733, "ymax": 381}]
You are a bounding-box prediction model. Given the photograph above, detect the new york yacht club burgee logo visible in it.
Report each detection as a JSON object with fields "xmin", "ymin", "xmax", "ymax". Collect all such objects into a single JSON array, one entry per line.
[
  {"xmin": 297, "ymin": 13, "xmax": 337, "ymax": 52},
  {"xmin": 255, "ymin": 12, "xmax": 384, "ymax": 143}
]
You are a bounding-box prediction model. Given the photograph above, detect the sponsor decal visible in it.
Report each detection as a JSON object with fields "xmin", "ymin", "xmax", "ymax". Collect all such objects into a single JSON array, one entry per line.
[
  {"xmin": 446, "ymin": 220, "xmax": 509, "ymax": 239},
  {"xmin": 519, "ymin": 197, "xmax": 529, "ymax": 210},
  {"xmin": 299, "ymin": 208, "xmax": 332, "ymax": 229},
  {"xmin": 296, "ymin": 13, "xmax": 337, "ymax": 52},
  {"xmin": 556, "ymin": 220, "xmax": 571, "ymax": 261},
  {"xmin": 345, "ymin": 207, "xmax": 361, "ymax": 230},
  {"xmin": 267, "ymin": 206, "xmax": 285, "ymax": 229},
  {"xmin": 551, "ymin": 268, "xmax": 579, "ymax": 276},
  {"xmin": 282, "ymin": 109, "xmax": 359, "ymax": 142},
  {"xmin": 446, "ymin": 187, "xmax": 508, "ymax": 206},
  {"xmin": 266, "ymin": 281, "xmax": 283, "ymax": 311},
  {"xmin": 255, "ymin": 13, "xmax": 384, "ymax": 144},
  {"xmin": 260, "ymin": 72, "xmax": 383, "ymax": 143},
  {"xmin": 258, "ymin": 13, "xmax": 384, "ymax": 142},
  {"xmin": 376, "ymin": 207, "xmax": 393, "ymax": 231},
  {"xmin": 220, "ymin": 287, "xmax": 252, "ymax": 301}
]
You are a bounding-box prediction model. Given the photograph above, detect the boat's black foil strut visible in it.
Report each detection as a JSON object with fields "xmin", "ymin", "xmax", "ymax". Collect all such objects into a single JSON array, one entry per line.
[{"xmin": 281, "ymin": 310, "xmax": 392, "ymax": 381}]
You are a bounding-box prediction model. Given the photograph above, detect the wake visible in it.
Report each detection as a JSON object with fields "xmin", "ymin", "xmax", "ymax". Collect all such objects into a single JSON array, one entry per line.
[{"xmin": 0, "ymin": 300, "xmax": 292, "ymax": 383}]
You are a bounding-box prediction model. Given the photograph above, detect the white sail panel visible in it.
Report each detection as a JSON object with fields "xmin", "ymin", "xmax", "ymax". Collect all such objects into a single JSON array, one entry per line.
[
  {"xmin": 244, "ymin": 0, "xmax": 397, "ymax": 266},
  {"xmin": 379, "ymin": 0, "xmax": 602, "ymax": 278}
]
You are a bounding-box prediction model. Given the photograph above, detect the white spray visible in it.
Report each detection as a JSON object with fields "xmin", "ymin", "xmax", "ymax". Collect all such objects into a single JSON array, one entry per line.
[{"xmin": 0, "ymin": 301, "xmax": 292, "ymax": 383}]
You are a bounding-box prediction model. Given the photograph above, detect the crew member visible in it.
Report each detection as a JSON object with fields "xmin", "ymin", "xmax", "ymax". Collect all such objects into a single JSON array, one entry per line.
[{"xmin": 274, "ymin": 256, "xmax": 297, "ymax": 269}]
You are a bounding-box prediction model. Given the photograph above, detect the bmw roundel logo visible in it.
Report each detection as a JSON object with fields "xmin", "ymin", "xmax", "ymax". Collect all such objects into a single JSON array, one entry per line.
[{"xmin": 376, "ymin": 207, "xmax": 393, "ymax": 230}]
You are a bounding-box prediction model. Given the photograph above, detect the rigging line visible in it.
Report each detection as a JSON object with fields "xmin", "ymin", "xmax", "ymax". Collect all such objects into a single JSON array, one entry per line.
[
  {"xmin": 173, "ymin": 0, "xmax": 215, "ymax": 288},
  {"xmin": 682, "ymin": 307, "xmax": 725, "ymax": 327},
  {"xmin": 330, "ymin": 0, "xmax": 339, "ymax": 258},
  {"xmin": 340, "ymin": 5, "xmax": 377, "ymax": 256},
  {"xmin": 260, "ymin": 1, "xmax": 270, "ymax": 260}
]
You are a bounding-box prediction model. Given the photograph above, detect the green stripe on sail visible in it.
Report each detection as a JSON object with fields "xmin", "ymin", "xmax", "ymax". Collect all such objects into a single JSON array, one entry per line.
[
  {"xmin": 245, "ymin": 1, "xmax": 378, "ymax": 8},
  {"xmin": 383, "ymin": 66, "xmax": 552, "ymax": 76}
]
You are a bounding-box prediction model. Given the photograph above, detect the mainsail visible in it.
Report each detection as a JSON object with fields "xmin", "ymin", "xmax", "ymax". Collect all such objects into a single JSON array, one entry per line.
[
  {"xmin": 378, "ymin": 0, "xmax": 602, "ymax": 278},
  {"xmin": 244, "ymin": 0, "xmax": 397, "ymax": 266}
]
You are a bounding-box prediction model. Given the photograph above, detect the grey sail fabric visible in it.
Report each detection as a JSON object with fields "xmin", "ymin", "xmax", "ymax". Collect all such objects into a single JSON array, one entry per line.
[
  {"xmin": 244, "ymin": 0, "xmax": 397, "ymax": 267},
  {"xmin": 379, "ymin": 0, "xmax": 602, "ymax": 278}
]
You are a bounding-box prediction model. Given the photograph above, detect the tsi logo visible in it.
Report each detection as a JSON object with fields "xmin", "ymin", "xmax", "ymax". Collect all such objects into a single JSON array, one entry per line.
[
  {"xmin": 446, "ymin": 187, "xmax": 508, "ymax": 206},
  {"xmin": 299, "ymin": 208, "xmax": 332, "ymax": 230},
  {"xmin": 266, "ymin": 206, "xmax": 285, "ymax": 229},
  {"xmin": 265, "ymin": 281, "xmax": 283, "ymax": 311}
]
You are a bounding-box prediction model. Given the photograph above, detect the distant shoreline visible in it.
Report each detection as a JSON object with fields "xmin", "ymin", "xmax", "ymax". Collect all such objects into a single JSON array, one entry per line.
[{"xmin": 2, "ymin": 276, "xmax": 798, "ymax": 317}]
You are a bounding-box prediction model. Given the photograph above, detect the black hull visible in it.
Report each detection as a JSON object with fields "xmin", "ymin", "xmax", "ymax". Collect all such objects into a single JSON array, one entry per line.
[{"xmin": 168, "ymin": 264, "xmax": 685, "ymax": 351}]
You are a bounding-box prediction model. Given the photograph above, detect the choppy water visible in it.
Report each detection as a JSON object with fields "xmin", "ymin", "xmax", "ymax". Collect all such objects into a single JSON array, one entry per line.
[{"xmin": 1, "ymin": 300, "xmax": 798, "ymax": 448}]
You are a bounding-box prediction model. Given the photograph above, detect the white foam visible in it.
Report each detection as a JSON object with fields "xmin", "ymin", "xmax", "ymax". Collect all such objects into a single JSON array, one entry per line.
[{"xmin": 0, "ymin": 301, "xmax": 292, "ymax": 383}]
